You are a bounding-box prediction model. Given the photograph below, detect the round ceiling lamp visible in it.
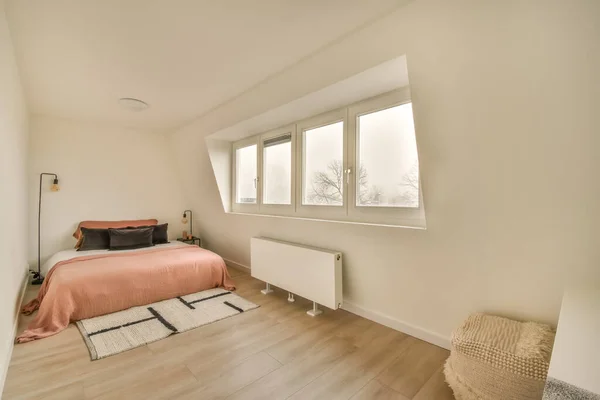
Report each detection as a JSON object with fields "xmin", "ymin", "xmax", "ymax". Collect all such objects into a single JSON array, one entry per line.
[{"xmin": 118, "ymin": 97, "xmax": 149, "ymax": 112}]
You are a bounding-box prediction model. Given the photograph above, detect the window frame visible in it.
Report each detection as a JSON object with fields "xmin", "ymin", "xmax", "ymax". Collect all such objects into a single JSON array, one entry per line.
[
  {"xmin": 347, "ymin": 88, "xmax": 425, "ymax": 226},
  {"xmin": 231, "ymin": 136, "xmax": 260, "ymax": 214},
  {"xmin": 230, "ymin": 88, "xmax": 425, "ymax": 228},
  {"xmin": 260, "ymin": 124, "xmax": 296, "ymax": 216},
  {"xmin": 295, "ymin": 108, "xmax": 348, "ymax": 220}
]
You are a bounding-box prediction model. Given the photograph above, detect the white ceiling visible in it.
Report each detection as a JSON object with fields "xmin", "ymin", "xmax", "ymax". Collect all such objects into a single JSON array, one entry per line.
[{"xmin": 6, "ymin": 0, "xmax": 409, "ymax": 131}]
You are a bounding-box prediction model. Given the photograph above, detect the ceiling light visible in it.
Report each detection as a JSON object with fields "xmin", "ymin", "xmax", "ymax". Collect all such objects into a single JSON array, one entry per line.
[{"xmin": 118, "ymin": 97, "xmax": 149, "ymax": 112}]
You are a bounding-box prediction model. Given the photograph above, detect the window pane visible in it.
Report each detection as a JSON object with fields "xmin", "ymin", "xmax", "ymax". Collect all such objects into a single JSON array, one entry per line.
[
  {"xmin": 357, "ymin": 103, "xmax": 419, "ymax": 208},
  {"xmin": 235, "ymin": 144, "xmax": 257, "ymax": 204},
  {"xmin": 303, "ymin": 121, "xmax": 344, "ymax": 206},
  {"xmin": 263, "ymin": 140, "xmax": 291, "ymax": 204}
]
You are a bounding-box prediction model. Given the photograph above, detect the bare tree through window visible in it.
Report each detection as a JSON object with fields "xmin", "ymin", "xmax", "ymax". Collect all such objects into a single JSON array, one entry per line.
[
  {"xmin": 307, "ymin": 160, "xmax": 344, "ymax": 205},
  {"xmin": 393, "ymin": 160, "xmax": 419, "ymax": 207},
  {"xmin": 308, "ymin": 159, "xmax": 418, "ymax": 207}
]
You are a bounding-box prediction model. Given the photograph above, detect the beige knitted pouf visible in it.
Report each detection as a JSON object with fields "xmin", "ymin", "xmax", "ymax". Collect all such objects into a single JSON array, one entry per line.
[{"xmin": 444, "ymin": 313, "xmax": 555, "ymax": 400}]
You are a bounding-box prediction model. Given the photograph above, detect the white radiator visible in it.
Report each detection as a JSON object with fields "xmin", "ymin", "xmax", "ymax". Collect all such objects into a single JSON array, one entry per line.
[{"xmin": 250, "ymin": 237, "xmax": 342, "ymax": 316}]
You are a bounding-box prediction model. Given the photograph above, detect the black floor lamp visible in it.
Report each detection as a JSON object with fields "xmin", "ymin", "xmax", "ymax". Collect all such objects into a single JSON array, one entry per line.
[{"xmin": 33, "ymin": 173, "xmax": 60, "ymax": 285}]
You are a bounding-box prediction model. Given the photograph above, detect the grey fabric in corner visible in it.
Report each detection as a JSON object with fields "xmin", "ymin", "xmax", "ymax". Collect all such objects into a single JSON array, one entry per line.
[{"xmin": 543, "ymin": 378, "xmax": 600, "ymax": 400}]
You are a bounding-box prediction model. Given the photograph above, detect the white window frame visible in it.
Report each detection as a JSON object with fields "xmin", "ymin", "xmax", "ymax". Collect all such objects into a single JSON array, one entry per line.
[
  {"xmin": 347, "ymin": 88, "xmax": 425, "ymax": 226},
  {"xmin": 295, "ymin": 108, "xmax": 348, "ymax": 220},
  {"xmin": 260, "ymin": 124, "xmax": 296, "ymax": 216},
  {"xmin": 230, "ymin": 88, "xmax": 425, "ymax": 228},
  {"xmin": 231, "ymin": 136, "xmax": 260, "ymax": 214}
]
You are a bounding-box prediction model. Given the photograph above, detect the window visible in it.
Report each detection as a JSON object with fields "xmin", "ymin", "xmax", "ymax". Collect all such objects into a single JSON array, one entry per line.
[
  {"xmin": 232, "ymin": 138, "xmax": 259, "ymax": 213},
  {"xmin": 296, "ymin": 108, "xmax": 347, "ymax": 219},
  {"xmin": 302, "ymin": 121, "xmax": 344, "ymax": 206},
  {"xmin": 263, "ymin": 134, "xmax": 292, "ymax": 205},
  {"xmin": 232, "ymin": 88, "xmax": 424, "ymax": 227},
  {"xmin": 235, "ymin": 144, "xmax": 257, "ymax": 204},
  {"xmin": 355, "ymin": 103, "xmax": 419, "ymax": 208}
]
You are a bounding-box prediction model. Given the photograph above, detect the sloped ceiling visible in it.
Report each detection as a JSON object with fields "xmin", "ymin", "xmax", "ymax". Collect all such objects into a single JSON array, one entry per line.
[{"xmin": 5, "ymin": 0, "xmax": 411, "ymax": 130}]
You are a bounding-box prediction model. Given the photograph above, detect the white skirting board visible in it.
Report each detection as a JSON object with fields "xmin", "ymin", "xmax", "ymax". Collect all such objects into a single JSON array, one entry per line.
[
  {"xmin": 0, "ymin": 271, "xmax": 29, "ymax": 396},
  {"xmin": 228, "ymin": 260, "xmax": 450, "ymax": 350},
  {"xmin": 341, "ymin": 301, "xmax": 451, "ymax": 350},
  {"xmin": 223, "ymin": 258, "xmax": 251, "ymax": 272}
]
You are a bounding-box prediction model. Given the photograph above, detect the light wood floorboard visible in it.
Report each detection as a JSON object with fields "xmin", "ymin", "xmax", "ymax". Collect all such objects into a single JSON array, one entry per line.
[
  {"xmin": 351, "ymin": 381, "xmax": 409, "ymax": 400},
  {"xmin": 377, "ymin": 337, "xmax": 451, "ymax": 399},
  {"xmin": 3, "ymin": 267, "xmax": 454, "ymax": 399}
]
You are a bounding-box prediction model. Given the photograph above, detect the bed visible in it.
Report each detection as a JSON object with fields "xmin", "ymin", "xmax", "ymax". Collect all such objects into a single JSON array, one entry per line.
[{"xmin": 17, "ymin": 241, "xmax": 235, "ymax": 343}]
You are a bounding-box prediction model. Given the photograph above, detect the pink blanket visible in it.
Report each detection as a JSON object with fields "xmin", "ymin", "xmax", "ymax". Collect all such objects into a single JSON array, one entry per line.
[{"xmin": 17, "ymin": 246, "xmax": 235, "ymax": 343}]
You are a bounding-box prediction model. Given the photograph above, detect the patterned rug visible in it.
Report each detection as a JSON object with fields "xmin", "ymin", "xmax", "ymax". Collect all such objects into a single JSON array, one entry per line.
[{"xmin": 76, "ymin": 288, "xmax": 258, "ymax": 360}]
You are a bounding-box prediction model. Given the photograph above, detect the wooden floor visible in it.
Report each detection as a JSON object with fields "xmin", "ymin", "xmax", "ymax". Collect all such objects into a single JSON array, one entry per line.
[{"xmin": 3, "ymin": 267, "xmax": 455, "ymax": 400}]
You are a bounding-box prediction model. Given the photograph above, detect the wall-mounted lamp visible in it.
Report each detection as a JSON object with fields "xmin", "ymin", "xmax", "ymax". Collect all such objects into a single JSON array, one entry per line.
[
  {"xmin": 182, "ymin": 210, "xmax": 193, "ymax": 238},
  {"xmin": 34, "ymin": 173, "xmax": 60, "ymax": 285}
]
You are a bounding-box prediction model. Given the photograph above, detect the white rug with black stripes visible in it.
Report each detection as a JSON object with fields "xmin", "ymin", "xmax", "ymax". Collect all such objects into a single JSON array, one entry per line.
[{"xmin": 76, "ymin": 288, "xmax": 258, "ymax": 360}]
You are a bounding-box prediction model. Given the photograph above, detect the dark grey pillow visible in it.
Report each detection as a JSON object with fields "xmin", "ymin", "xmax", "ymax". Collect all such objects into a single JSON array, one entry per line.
[
  {"xmin": 78, "ymin": 228, "xmax": 110, "ymax": 251},
  {"xmin": 108, "ymin": 227, "xmax": 154, "ymax": 250},
  {"xmin": 151, "ymin": 223, "xmax": 169, "ymax": 244},
  {"xmin": 124, "ymin": 223, "xmax": 168, "ymax": 245}
]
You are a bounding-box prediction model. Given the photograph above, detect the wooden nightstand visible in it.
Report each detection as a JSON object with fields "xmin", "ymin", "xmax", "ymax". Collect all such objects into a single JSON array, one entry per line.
[{"xmin": 176, "ymin": 236, "xmax": 202, "ymax": 248}]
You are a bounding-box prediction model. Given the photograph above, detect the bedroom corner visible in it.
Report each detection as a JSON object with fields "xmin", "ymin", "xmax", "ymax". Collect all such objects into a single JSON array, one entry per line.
[{"xmin": 26, "ymin": 115, "xmax": 188, "ymax": 267}]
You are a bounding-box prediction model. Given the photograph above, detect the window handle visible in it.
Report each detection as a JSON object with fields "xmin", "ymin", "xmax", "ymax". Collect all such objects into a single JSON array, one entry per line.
[
  {"xmin": 254, "ymin": 177, "xmax": 259, "ymax": 188},
  {"xmin": 345, "ymin": 168, "xmax": 352, "ymax": 184}
]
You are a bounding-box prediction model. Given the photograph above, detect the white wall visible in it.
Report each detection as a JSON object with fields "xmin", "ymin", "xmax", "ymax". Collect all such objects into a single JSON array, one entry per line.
[
  {"xmin": 206, "ymin": 139, "xmax": 232, "ymax": 212},
  {"xmin": 0, "ymin": 0, "xmax": 28, "ymax": 392},
  {"xmin": 169, "ymin": 0, "xmax": 600, "ymax": 345},
  {"xmin": 28, "ymin": 116, "xmax": 188, "ymax": 265}
]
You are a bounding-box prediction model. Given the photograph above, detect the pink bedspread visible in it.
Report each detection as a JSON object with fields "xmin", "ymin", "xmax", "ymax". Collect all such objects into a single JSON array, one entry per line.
[{"xmin": 17, "ymin": 245, "xmax": 235, "ymax": 343}]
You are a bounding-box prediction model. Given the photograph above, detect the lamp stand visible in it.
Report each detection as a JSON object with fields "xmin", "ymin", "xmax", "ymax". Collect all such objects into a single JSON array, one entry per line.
[
  {"xmin": 183, "ymin": 209, "xmax": 193, "ymax": 237},
  {"xmin": 33, "ymin": 173, "xmax": 59, "ymax": 285}
]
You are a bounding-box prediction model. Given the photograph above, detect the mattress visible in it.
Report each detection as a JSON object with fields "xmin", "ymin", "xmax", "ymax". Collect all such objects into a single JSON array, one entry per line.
[{"xmin": 40, "ymin": 241, "xmax": 188, "ymax": 277}]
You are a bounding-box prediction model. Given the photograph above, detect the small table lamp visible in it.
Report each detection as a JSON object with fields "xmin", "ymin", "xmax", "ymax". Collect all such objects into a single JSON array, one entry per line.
[
  {"xmin": 182, "ymin": 210, "xmax": 193, "ymax": 239},
  {"xmin": 34, "ymin": 173, "xmax": 60, "ymax": 285}
]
